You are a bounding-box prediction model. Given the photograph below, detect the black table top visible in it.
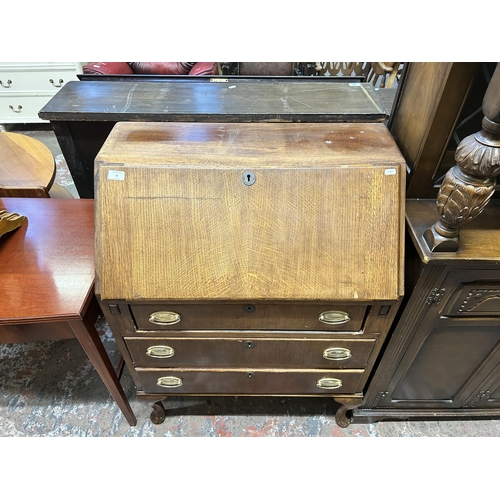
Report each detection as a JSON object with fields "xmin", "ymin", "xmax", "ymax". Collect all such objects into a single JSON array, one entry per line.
[{"xmin": 39, "ymin": 79, "xmax": 388, "ymax": 123}]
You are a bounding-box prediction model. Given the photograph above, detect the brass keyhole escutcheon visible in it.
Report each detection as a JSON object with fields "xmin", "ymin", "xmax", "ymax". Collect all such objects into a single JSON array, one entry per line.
[
  {"xmin": 243, "ymin": 171, "xmax": 256, "ymax": 186},
  {"xmin": 244, "ymin": 341, "xmax": 255, "ymax": 349}
]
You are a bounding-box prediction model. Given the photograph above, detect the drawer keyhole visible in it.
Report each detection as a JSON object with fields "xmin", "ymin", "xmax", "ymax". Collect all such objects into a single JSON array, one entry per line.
[
  {"xmin": 243, "ymin": 171, "xmax": 256, "ymax": 186},
  {"xmin": 243, "ymin": 304, "xmax": 256, "ymax": 313},
  {"xmin": 244, "ymin": 341, "xmax": 255, "ymax": 349}
]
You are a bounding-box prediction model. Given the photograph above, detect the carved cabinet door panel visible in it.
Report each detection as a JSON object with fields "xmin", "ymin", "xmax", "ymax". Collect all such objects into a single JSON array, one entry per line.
[
  {"xmin": 375, "ymin": 269, "xmax": 500, "ymax": 409},
  {"xmin": 387, "ymin": 316, "xmax": 500, "ymax": 408}
]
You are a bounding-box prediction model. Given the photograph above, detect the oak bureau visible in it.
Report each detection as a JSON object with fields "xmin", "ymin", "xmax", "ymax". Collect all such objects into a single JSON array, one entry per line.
[{"xmin": 95, "ymin": 121, "xmax": 406, "ymax": 427}]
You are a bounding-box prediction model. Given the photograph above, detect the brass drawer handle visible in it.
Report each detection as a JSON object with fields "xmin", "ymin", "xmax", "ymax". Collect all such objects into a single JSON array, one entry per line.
[
  {"xmin": 157, "ymin": 376, "xmax": 183, "ymax": 388},
  {"xmin": 9, "ymin": 105, "xmax": 22, "ymax": 113},
  {"xmin": 1, "ymin": 79, "xmax": 12, "ymax": 88},
  {"xmin": 49, "ymin": 78, "xmax": 64, "ymax": 87},
  {"xmin": 316, "ymin": 377, "xmax": 343, "ymax": 390},
  {"xmin": 323, "ymin": 347, "xmax": 352, "ymax": 361},
  {"xmin": 146, "ymin": 345, "xmax": 175, "ymax": 358},
  {"xmin": 149, "ymin": 311, "xmax": 181, "ymax": 325},
  {"xmin": 318, "ymin": 310, "xmax": 350, "ymax": 325}
]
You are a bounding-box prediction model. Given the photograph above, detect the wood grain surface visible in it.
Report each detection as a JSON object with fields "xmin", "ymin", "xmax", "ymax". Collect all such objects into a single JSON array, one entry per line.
[
  {"xmin": 96, "ymin": 122, "xmax": 405, "ymax": 302},
  {"xmin": 0, "ymin": 132, "xmax": 55, "ymax": 195},
  {"xmin": 0, "ymin": 198, "xmax": 94, "ymax": 323}
]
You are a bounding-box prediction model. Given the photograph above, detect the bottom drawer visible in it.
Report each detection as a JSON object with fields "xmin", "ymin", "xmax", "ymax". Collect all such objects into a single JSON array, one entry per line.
[{"xmin": 135, "ymin": 368, "xmax": 364, "ymax": 395}]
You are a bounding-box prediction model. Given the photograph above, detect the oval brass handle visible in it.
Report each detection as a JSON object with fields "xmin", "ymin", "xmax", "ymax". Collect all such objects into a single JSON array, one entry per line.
[
  {"xmin": 323, "ymin": 347, "xmax": 352, "ymax": 361},
  {"xmin": 146, "ymin": 345, "xmax": 175, "ymax": 358},
  {"xmin": 157, "ymin": 376, "xmax": 182, "ymax": 388},
  {"xmin": 316, "ymin": 377, "xmax": 343, "ymax": 390},
  {"xmin": 1, "ymin": 79, "xmax": 12, "ymax": 88},
  {"xmin": 149, "ymin": 311, "xmax": 181, "ymax": 325},
  {"xmin": 318, "ymin": 310, "xmax": 350, "ymax": 325},
  {"xmin": 9, "ymin": 105, "xmax": 22, "ymax": 113},
  {"xmin": 49, "ymin": 78, "xmax": 64, "ymax": 87}
]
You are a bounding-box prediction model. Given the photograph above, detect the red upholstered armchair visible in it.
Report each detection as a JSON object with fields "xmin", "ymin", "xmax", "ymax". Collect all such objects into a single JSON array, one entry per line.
[{"xmin": 82, "ymin": 62, "xmax": 218, "ymax": 76}]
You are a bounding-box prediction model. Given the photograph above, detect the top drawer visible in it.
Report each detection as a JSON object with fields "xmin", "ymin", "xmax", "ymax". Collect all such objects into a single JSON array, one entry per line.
[
  {"xmin": 0, "ymin": 63, "xmax": 82, "ymax": 93},
  {"xmin": 130, "ymin": 303, "xmax": 367, "ymax": 332}
]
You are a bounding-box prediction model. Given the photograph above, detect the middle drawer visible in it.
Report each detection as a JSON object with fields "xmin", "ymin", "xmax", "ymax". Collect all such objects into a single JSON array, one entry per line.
[{"xmin": 124, "ymin": 337, "xmax": 376, "ymax": 369}]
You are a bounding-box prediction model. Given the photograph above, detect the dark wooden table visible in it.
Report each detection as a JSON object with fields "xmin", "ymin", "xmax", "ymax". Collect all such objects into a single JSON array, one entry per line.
[
  {"xmin": 39, "ymin": 77, "xmax": 389, "ymax": 198},
  {"xmin": 0, "ymin": 197, "xmax": 136, "ymax": 425}
]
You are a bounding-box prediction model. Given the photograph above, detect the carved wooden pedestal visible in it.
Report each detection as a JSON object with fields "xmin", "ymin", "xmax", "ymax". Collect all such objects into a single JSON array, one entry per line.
[{"xmin": 424, "ymin": 63, "xmax": 500, "ymax": 252}]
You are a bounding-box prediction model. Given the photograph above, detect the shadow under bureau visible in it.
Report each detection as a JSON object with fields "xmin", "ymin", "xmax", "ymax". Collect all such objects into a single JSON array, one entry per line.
[{"xmin": 95, "ymin": 121, "xmax": 406, "ymax": 427}]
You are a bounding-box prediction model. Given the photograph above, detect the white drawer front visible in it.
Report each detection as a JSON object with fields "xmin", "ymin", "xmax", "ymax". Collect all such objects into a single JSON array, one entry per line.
[
  {"xmin": 0, "ymin": 62, "xmax": 82, "ymax": 92},
  {"xmin": 0, "ymin": 93, "xmax": 54, "ymax": 123}
]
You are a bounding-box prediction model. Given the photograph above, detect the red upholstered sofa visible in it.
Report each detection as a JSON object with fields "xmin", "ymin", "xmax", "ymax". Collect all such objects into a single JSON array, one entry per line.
[{"xmin": 82, "ymin": 62, "xmax": 218, "ymax": 76}]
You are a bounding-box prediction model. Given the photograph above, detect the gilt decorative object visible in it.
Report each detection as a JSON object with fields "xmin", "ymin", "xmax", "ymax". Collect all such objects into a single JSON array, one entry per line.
[{"xmin": 0, "ymin": 210, "xmax": 26, "ymax": 238}]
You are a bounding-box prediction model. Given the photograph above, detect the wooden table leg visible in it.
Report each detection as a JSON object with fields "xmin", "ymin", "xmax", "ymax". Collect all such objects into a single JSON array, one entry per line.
[{"xmin": 68, "ymin": 310, "xmax": 137, "ymax": 426}]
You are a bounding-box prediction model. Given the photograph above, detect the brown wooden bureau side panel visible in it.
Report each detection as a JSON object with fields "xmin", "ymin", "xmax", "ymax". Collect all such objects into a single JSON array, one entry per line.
[
  {"xmin": 130, "ymin": 303, "xmax": 367, "ymax": 332},
  {"xmin": 135, "ymin": 368, "xmax": 364, "ymax": 395},
  {"xmin": 124, "ymin": 337, "xmax": 376, "ymax": 369}
]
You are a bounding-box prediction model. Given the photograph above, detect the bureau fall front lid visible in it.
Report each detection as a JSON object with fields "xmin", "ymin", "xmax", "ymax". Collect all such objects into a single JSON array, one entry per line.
[{"xmin": 95, "ymin": 122, "xmax": 405, "ymax": 302}]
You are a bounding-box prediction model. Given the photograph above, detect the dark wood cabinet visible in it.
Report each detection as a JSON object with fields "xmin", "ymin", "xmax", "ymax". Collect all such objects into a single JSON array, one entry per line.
[{"xmin": 354, "ymin": 199, "xmax": 500, "ymax": 422}]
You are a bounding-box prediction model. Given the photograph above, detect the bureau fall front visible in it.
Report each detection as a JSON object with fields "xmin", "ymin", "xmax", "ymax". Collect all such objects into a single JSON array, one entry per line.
[{"xmin": 94, "ymin": 121, "xmax": 406, "ymax": 427}]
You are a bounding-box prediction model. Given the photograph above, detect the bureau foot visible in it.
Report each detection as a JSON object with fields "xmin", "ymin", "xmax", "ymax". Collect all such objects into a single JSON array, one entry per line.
[
  {"xmin": 333, "ymin": 397, "xmax": 363, "ymax": 428},
  {"xmin": 151, "ymin": 401, "xmax": 166, "ymax": 424}
]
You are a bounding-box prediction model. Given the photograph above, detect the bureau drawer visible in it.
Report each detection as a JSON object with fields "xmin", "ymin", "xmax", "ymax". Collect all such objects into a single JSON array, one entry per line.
[
  {"xmin": 125, "ymin": 337, "xmax": 376, "ymax": 368},
  {"xmin": 135, "ymin": 368, "xmax": 365, "ymax": 395},
  {"xmin": 130, "ymin": 303, "xmax": 366, "ymax": 332}
]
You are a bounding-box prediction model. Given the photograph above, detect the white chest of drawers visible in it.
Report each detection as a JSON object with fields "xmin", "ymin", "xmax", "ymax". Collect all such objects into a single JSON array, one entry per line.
[{"xmin": 0, "ymin": 62, "xmax": 82, "ymax": 127}]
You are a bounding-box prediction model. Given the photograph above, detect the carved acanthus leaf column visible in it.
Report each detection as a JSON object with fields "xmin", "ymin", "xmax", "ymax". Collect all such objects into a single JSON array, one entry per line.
[{"xmin": 424, "ymin": 62, "xmax": 500, "ymax": 252}]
